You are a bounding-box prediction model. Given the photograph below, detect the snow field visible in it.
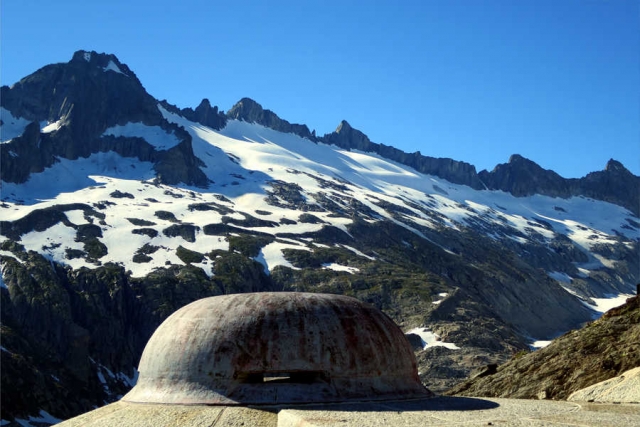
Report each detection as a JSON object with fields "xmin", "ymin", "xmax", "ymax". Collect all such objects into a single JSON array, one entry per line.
[
  {"xmin": 102, "ymin": 122, "xmax": 181, "ymax": 150},
  {"xmin": 1, "ymin": 104, "xmax": 637, "ymax": 293},
  {"xmin": 406, "ymin": 327, "xmax": 460, "ymax": 350}
]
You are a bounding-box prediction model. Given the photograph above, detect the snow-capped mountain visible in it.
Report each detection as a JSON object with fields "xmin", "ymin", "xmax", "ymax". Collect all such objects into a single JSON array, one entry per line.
[{"xmin": 1, "ymin": 51, "xmax": 638, "ymax": 424}]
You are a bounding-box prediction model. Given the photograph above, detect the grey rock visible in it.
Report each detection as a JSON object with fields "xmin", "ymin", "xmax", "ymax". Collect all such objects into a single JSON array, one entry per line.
[
  {"xmin": 480, "ymin": 155, "xmax": 640, "ymax": 215},
  {"xmin": 226, "ymin": 97, "xmax": 316, "ymax": 141},
  {"xmin": 568, "ymin": 366, "xmax": 640, "ymax": 403},
  {"xmin": 322, "ymin": 121, "xmax": 484, "ymax": 189},
  {"xmin": 1, "ymin": 50, "xmax": 208, "ymax": 187}
]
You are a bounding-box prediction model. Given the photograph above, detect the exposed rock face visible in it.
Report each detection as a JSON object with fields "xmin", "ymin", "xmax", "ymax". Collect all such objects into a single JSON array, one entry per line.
[
  {"xmin": 0, "ymin": 245, "xmax": 276, "ymax": 421},
  {"xmin": 323, "ymin": 120, "xmax": 372, "ymax": 151},
  {"xmin": 159, "ymin": 98, "xmax": 227, "ymax": 131},
  {"xmin": 480, "ymin": 156, "xmax": 640, "ymax": 215},
  {"xmin": 226, "ymin": 97, "xmax": 316, "ymax": 141},
  {"xmin": 478, "ymin": 154, "xmax": 570, "ymax": 198},
  {"xmin": 447, "ymin": 294, "xmax": 640, "ymax": 400},
  {"xmin": 322, "ymin": 120, "xmax": 484, "ymax": 189},
  {"xmin": 0, "ymin": 50, "xmax": 208, "ymax": 187},
  {"xmin": 576, "ymin": 159, "xmax": 640, "ymax": 216},
  {"xmin": 568, "ymin": 366, "xmax": 640, "ymax": 403}
]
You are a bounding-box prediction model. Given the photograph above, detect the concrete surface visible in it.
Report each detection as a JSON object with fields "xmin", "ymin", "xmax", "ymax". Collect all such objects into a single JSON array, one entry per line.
[
  {"xmin": 125, "ymin": 293, "xmax": 428, "ymax": 405},
  {"xmin": 56, "ymin": 396, "xmax": 640, "ymax": 426},
  {"xmin": 56, "ymin": 402, "xmax": 277, "ymax": 427},
  {"xmin": 568, "ymin": 366, "xmax": 640, "ymax": 404}
]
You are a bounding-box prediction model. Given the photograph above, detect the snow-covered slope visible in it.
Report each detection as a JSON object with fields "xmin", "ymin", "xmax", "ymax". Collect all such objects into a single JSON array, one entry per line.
[{"xmin": 2, "ymin": 104, "xmax": 636, "ymax": 294}]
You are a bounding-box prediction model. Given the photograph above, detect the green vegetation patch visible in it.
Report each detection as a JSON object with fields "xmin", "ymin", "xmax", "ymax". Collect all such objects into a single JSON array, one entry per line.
[
  {"xmin": 132, "ymin": 228, "xmax": 159, "ymax": 238},
  {"xmin": 154, "ymin": 210, "xmax": 179, "ymax": 222},
  {"xmin": 282, "ymin": 246, "xmax": 357, "ymax": 269},
  {"xmin": 83, "ymin": 238, "xmax": 108, "ymax": 260},
  {"xmin": 176, "ymin": 246, "xmax": 205, "ymax": 264},
  {"xmin": 228, "ymin": 234, "xmax": 275, "ymax": 257},
  {"xmin": 132, "ymin": 253, "xmax": 153, "ymax": 263},
  {"xmin": 127, "ymin": 218, "xmax": 157, "ymax": 226},
  {"xmin": 298, "ymin": 213, "xmax": 324, "ymax": 224},
  {"xmin": 221, "ymin": 213, "xmax": 278, "ymax": 228},
  {"xmin": 212, "ymin": 252, "xmax": 273, "ymax": 294},
  {"xmin": 133, "ymin": 244, "xmax": 160, "ymax": 263},
  {"xmin": 187, "ymin": 202, "xmax": 233, "ymax": 215},
  {"xmin": 110, "ymin": 190, "xmax": 134, "ymax": 199},
  {"xmin": 76, "ymin": 224, "xmax": 103, "ymax": 240},
  {"xmin": 162, "ymin": 224, "xmax": 199, "ymax": 242},
  {"xmin": 65, "ymin": 248, "xmax": 85, "ymax": 259}
]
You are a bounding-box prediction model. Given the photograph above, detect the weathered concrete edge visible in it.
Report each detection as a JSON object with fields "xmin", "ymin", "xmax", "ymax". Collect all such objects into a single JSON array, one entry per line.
[{"xmin": 56, "ymin": 397, "xmax": 640, "ymax": 427}]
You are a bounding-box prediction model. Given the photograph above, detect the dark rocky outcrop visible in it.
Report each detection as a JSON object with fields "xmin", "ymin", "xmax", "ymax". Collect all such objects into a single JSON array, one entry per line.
[
  {"xmin": 159, "ymin": 98, "xmax": 227, "ymax": 131},
  {"xmin": 1, "ymin": 50, "xmax": 208, "ymax": 187},
  {"xmin": 479, "ymin": 154, "xmax": 570, "ymax": 198},
  {"xmin": 4, "ymin": 51, "xmax": 637, "ymax": 207},
  {"xmin": 226, "ymin": 97, "xmax": 317, "ymax": 141},
  {"xmin": 321, "ymin": 120, "xmax": 484, "ymax": 189},
  {"xmin": 480, "ymin": 156, "xmax": 640, "ymax": 215},
  {"xmin": 223, "ymin": 99, "xmax": 638, "ymax": 213},
  {"xmin": 447, "ymin": 294, "xmax": 640, "ymax": 400},
  {"xmin": 0, "ymin": 245, "xmax": 275, "ymax": 422},
  {"xmin": 575, "ymin": 159, "xmax": 640, "ymax": 216}
]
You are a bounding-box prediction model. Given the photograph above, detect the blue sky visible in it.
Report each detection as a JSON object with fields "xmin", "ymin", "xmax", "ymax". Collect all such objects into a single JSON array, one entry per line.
[{"xmin": 2, "ymin": 0, "xmax": 638, "ymax": 178}]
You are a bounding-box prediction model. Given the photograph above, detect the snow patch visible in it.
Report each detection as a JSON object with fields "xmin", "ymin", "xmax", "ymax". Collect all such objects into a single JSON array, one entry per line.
[
  {"xmin": 1, "ymin": 151, "xmax": 156, "ymax": 204},
  {"xmin": 338, "ymin": 244, "xmax": 376, "ymax": 260},
  {"xmin": 407, "ymin": 327, "xmax": 460, "ymax": 350},
  {"xmin": 97, "ymin": 370, "xmax": 107, "ymax": 385},
  {"xmin": 432, "ymin": 292, "xmax": 449, "ymax": 305},
  {"xmin": 583, "ymin": 293, "xmax": 634, "ymax": 313},
  {"xmin": 14, "ymin": 410, "xmax": 62, "ymax": 427},
  {"xmin": 255, "ymin": 241, "xmax": 310, "ymax": 273},
  {"xmin": 548, "ymin": 271, "xmax": 573, "ymax": 284},
  {"xmin": 1, "ymin": 107, "xmax": 31, "ymax": 143},
  {"xmin": 65, "ymin": 209, "xmax": 89, "ymax": 225},
  {"xmin": 40, "ymin": 119, "xmax": 64, "ymax": 134},
  {"xmin": 117, "ymin": 368, "xmax": 139, "ymax": 388},
  {"xmin": 322, "ymin": 263, "xmax": 359, "ymax": 274},
  {"xmin": 531, "ymin": 340, "xmax": 553, "ymax": 349},
  {"xmin": 103, "ymin": 60, "xmax": 126, "ymax": 75},
  {"xmin": 102, "ymin": 123, "xmax": 181, "ymax": 150}
]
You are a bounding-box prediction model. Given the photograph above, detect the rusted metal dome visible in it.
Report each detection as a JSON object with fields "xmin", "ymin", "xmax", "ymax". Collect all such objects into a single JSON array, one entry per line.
[{"xmin": 123, "ymin": 292, "xmax": 430, "ymax": 405}]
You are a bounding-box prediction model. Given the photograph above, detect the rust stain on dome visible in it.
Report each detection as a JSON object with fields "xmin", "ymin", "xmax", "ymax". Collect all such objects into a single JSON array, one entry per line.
[{"xmin": 124, "ymin": 292, "xmax": 431, "ymax": 405}]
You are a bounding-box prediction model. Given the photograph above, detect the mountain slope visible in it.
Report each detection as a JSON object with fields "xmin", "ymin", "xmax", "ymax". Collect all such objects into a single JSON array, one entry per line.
[
  {"xmin": 1, "ymin": 50, "xmax": 638, "ymax": 424},
  {"xmin": 447, "ymin": 293, "xmax": 640, "ymax": 400}
]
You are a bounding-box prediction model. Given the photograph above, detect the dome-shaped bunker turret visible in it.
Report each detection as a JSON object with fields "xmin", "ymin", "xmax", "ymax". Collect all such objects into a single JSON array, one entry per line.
[{"xmin": 124, "ymin": 292, "xmax": 430, "ymax": 405}]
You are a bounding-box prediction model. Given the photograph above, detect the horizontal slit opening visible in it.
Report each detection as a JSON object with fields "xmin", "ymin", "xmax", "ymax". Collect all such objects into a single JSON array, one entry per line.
[{"xmin": 236, "ymin": 371, "xmax": 329, "ymax": 384}]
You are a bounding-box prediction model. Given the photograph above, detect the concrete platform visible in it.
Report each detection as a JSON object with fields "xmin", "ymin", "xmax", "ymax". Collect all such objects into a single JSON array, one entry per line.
[{"xmin": 57, "ymin": 396, "xmax": 640, "ymax": 426}]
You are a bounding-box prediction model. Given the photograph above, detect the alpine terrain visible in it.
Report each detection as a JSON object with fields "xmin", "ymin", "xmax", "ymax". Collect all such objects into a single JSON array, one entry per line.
[{"xmin": 1, "ymin": 51, "xmax": 638, "ymax": 425}]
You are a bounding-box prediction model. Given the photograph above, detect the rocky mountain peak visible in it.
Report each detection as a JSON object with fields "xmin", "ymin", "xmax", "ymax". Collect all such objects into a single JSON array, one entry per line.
[
  {"xmin": 580, "ymin": 158, "xmax": 639, "ymax": 215},
  {"xmin": 605, "ymin": 158, "xmax": 629, "ymax": 174},
  {"xmin": 325, "ymin": 120, "xmax": 371, "ymax": 151},
  {"xmin": 507, "ymin": 153, "xmax": 532, "ymax": 165},
  {"xmin": 335, "ymin": 120, "xmax": 353, "ymax": 133},
  {"xmin": 479, "ymin": 154, "xmax": 569, "ymax": 197},
  {"xmin": 226, "ymin": 97, "xmax": 263, "ymax": 121},
  {"xmin": 0, "ymin": 50, "xmax": 210, "ymax": 187},
  {"xmin": 226, "ymin": 97, "xmax": 316, "ymax": 141},
  {"xmin": 71, "ymin": 50, "xmax": 129, "ymax": 73}
]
